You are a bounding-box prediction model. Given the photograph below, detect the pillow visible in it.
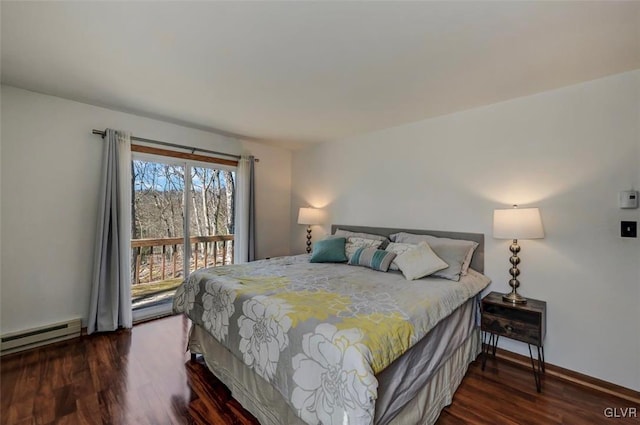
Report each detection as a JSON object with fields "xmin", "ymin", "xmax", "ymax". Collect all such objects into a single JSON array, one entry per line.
[
  {"xmin": 348, "ymin": 248, "xmax": 397, "ymax": 272},
  {"xmin": 310, "ymin": 237, "xmax": 348, "ymax": 263},
  {"xmin": 334, "ymin": 229, "xmax": 390, "ymax": 249},
  {"xmin": 345, "ymin": 237, "xmax": 383, "ymax": 261},
  {"xmin": 460, "ymin": 244, "xmax": 477, "ymax": 276},
  {"xmin": 334, "ymin": 228, "xmax": 387, "ymax": 241},
  {"xmin": 394, "ymin": 242, "xmax": 449, "ymax": 281},
  {"xmin": 385, "ymin": 242, "xmax": 418, "ymax": 271},
  {"xmin": 389, "ymin": 232, "xmax": 478, "ymax": 281}
]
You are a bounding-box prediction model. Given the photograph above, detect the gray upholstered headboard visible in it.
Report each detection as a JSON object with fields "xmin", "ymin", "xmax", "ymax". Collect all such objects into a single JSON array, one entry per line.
[{"xmin": 331, "ymin": 224, "xmax": 485, "ymax": 273}]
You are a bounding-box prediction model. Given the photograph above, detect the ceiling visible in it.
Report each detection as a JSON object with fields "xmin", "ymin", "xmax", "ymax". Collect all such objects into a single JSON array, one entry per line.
[{"xmin": 2, "ymin": 1, "xmax": 639, "ymax": 149}]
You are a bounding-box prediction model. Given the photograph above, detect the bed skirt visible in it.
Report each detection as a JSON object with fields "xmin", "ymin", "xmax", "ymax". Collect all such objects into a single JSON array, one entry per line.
[{"xmin": 188, "ymin": 324, "xmax": 480, "ymax": 425}]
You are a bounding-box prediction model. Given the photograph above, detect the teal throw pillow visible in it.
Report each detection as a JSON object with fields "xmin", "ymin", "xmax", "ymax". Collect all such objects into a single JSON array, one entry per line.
[{"xmin": 310, "ymin": 237, "xmax": 348, "ymax": 263}]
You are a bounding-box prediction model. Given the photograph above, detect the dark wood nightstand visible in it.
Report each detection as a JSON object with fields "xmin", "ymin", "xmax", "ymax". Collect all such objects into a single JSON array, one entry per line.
[{"xmin": 481, "ymin": 291, "xmax": 547, "ymax": 392}]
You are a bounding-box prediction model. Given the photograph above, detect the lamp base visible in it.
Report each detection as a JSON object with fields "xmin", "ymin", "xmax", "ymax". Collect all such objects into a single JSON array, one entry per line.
[
  {"xmin": 502, "ymin": 290, "xmax": 527, "ymax": 304},
  {"xmin": 503, "ymin": 239, "xmax": 527, "ymax": 304},
  {"xmin": 306, "ymin": 226, "xmax": 312, "ymax": 254}
]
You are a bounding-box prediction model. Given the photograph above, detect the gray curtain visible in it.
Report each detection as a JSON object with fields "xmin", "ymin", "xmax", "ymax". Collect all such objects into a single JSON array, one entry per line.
[
  {"xmin": 248, "ymin": 156, "xmax": 256, "ymax": 262},
  {"xmin": 234, "ymin": 155, "xmax": 256, "ymax": 263},
  {"xmin": 88, "ymin": 129, "xmax": 132, "ymax": 334}
]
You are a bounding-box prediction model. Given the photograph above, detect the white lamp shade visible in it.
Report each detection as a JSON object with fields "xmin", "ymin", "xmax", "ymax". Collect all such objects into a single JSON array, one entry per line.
[
  {"xmin": 493, "ymin": 207, "xmax": 544, "ymax": 239},
  {"xmin": 297, "ymin": 207, "xmax": 324, "ymax": 225}
]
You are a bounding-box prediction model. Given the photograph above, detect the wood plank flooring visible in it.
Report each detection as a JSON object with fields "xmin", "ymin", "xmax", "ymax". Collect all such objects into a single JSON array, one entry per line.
[{"xmin": 1, "ymin": 314, "xmax": 638, "ymax": 425}]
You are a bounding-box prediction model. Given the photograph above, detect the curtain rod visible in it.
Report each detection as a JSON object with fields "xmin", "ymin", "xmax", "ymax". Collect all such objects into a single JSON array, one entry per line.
[{"xmin": 92, "ymin": 129, "xmax": 250, "ymax": 161}]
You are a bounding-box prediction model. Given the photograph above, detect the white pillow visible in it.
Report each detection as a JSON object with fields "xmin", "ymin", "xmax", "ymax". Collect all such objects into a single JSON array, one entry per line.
[
  {"xmin": 394, "ymin": 242, "xmax": 449, "ymax": 281},
  {"xmin": 385, "ymin": 242, "xmax": 418, "ymax": 271},
  {"xmin": 345, "ymin": 237, "xmax": 383, "ymax": 261}
]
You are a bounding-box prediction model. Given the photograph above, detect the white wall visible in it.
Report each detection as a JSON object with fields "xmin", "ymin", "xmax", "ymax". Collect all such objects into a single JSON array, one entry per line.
[
  {"xmin": 291, "ymin": 71, "xmax": 640, "ymax": 391},
  {"xmin": 0, "ymin": 85, "xmax": 291, "ymax": 334}
]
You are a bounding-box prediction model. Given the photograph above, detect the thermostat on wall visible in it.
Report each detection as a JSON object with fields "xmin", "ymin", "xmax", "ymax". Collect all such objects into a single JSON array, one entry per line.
[{"xmin": 619, "ymin": 190, "xmax": 638, "ymax": 209}]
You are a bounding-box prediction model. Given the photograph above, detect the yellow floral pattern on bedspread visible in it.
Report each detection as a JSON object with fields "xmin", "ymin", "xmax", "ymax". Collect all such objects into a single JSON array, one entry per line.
[
  {"xmin": 274, "ymin": 290, "xmax": 351, "ymax": 327},
  {"xmin": 173, "ymin": 254, "xmax": 490, "ymax": 425}
]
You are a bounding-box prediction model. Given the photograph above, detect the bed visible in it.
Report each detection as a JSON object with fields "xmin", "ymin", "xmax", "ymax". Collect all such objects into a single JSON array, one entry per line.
[{"xmin": 173, "ymin": 225, "xmax": 490, "ymax": 425}]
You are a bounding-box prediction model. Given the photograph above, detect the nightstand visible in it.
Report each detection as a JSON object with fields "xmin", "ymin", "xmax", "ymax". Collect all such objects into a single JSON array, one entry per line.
[{"xmin": 481, "ymin": 291, "xmax": 547, "ymax": 392}]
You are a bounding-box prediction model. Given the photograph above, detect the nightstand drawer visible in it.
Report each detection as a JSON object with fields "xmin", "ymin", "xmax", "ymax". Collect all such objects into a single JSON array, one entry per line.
[{"xmin": 482, "ymin": 313, "xmax": 541, "ymax": 345}]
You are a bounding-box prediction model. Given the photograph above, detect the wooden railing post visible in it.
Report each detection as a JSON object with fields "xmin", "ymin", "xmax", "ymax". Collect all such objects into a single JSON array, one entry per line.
[
  {"xmin": 149, "ymin": 247, "xmax": 154, "ymax": 283},
  {"xmin": 172, "ymin": 245, "xmax": 177, "ymax": 278},
  {"xmin": 221, "ymin": 240, "xmax": 227, "ymax": 265},
  {"xmin": 161, "ymin": 245, "xmax": 166, "ymax": 281},
  {"xmin": 194, "ymin": 243, "xmax": 199, "ymax": 271},
  {"xmin": 135, "ymin": 247, "xmax": 141, "ymax": 285}
]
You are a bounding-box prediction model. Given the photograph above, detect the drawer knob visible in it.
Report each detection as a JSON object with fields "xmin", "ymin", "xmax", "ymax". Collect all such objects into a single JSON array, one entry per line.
[{"xmin": 505, "ymin": 325, "xmax": 513, "ymax": 332}]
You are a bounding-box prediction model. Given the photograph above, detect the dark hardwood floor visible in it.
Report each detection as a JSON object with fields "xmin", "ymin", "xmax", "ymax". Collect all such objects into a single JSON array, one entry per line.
[{"xmin": 1, "ymin": 315, "xmax": 637, "ymax": 425}]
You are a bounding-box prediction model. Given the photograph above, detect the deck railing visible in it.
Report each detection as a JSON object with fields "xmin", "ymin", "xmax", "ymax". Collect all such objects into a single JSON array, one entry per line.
[{"xmin": 131, "ymin": 235, "xmax": 234, "ymax": 285}]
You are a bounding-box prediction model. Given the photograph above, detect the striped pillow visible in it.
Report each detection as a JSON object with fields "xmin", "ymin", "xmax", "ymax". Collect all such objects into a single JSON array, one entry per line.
[{"xmin": 348, "ymin": 247, "xmax": 397, "ymax": 272}]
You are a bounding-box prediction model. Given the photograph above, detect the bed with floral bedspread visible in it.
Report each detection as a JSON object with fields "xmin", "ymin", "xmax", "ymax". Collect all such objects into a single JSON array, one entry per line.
[{"xmin": 173, "ymin": 254, "xmax": 490, "ymax": 425}]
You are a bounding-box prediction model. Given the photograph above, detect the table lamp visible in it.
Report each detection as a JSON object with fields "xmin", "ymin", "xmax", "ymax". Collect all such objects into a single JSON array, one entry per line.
[
  {"xmin": 493, "ymin": 205, "xmax": 544, "ymax": 304},
  {"xmin": 297, "ymin": 207, "xmax": 324, "ymax": 253}
]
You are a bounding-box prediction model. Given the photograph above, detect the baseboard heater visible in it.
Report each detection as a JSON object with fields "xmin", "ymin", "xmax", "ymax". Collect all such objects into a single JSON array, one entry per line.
[{"xmin": 1, "ymin": 318, "xmax": 82, "ymax": 356}]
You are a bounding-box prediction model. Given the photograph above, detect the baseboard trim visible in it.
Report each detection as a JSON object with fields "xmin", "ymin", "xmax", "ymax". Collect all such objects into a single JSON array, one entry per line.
[{"xmin": 492, "ymin": 347, "xmax": 640, "ymax": 404}]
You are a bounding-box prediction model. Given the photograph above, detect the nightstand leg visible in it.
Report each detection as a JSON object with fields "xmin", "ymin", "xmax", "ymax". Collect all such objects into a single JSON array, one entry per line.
[
  {"xmin": 528, "ymin": 344, "xmax": 543, "ymax": 392},
  {"xmin": 539, "ymin": 345, "xmax": 545, "ymax": 373},
  {"xmin": 481, "ymin": 332, "xmax": 489, "ymax": 370},
  {"xmin": 481, "ymin": 332, "xmax": 500, "ymax": 371},
  {"xmin": 491, "ymin": 334, "xmax": 499, "ymax": 356}
]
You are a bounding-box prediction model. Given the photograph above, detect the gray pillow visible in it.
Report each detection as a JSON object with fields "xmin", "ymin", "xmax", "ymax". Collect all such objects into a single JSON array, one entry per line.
[
  {"xmin": 334, "ymin": 228, "xmax": 390, "ymax": 249},
  {"xmin": 389, "ymin": 232, "xmax": 478, "ymax": 281}
]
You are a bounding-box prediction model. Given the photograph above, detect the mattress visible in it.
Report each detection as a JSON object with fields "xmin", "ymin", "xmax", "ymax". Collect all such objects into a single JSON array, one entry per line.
[{"xmin": 189, "ymin": 297, "xmax": 481, "ymax": 425}]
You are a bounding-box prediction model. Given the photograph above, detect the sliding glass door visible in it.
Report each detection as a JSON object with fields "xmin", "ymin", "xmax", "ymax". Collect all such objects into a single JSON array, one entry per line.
[{"xmin": 130, "ymin": 155, "xmax": 236, "ymax": 316}]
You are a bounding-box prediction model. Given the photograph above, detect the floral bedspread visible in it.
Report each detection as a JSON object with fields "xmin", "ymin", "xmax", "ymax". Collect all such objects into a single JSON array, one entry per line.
[{"xmin": 173, "ymin": 255, "xmax": 490, "ymax": 425}]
